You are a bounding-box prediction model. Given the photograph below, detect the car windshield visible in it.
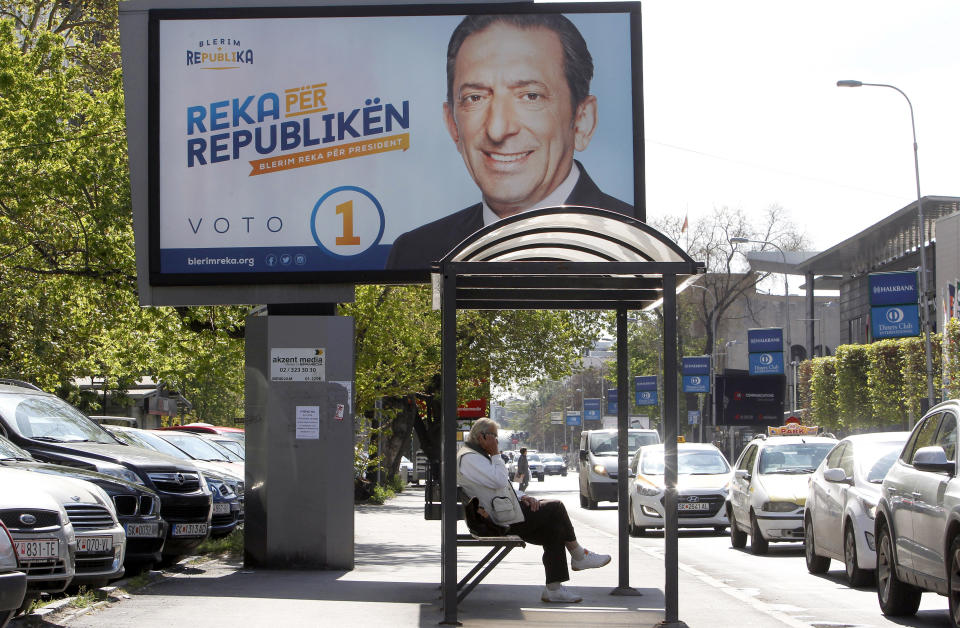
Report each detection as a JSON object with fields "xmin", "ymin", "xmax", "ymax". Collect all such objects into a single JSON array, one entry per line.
[
  {"xmin": 0, "ymin": 395, "xmax": 117, "ymax": 444},
  {"xmin": 110, "ymin": 428, "xmax": 192, "ymax": 460},
  {"xmin": 158, "ymin": 432, "xmax": 230, "ymax": 461},
  {"xmin": 590, "ymin": 432, "xmax": 659, "ymax": 455},
  {"xmin": 215, "ymin": 439, "xmax": 245, "ymax": 460},
  {"xmin": 860, "ymin": 443, "xmax": 906, "ymax": 483},
  {"xmin": 758, "ymin": 442, "xmax": 836, "ymax": 474},
  {"xmin": 528, "ymin": 454, "xmax": 541, "ymax": 462},
  {"xmin": 544, "ymin": 455, "xmax": 562, "ymax": 463},
  {"xmin": 204, "ymin": 438, "xmax": 243, "ymax": 462},
  {"xmin": 640, "ymin": 449, "xmax": 730, "ymax": 475},
  {"xmin": 0, "ymin": 434, "xmax": 33, "ymax": 460}
]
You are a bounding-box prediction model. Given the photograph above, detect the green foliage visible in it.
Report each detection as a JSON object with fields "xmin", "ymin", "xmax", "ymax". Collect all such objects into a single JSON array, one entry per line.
[
  {"xmin": 867, "ymin": 340, "xmax": 906, "ymax": 427},
  {"xmin": 809, "ymin": 357, "xmax": 838, "ymax": 431},
  {"xmin": 69, "ymin": 587, "xmax": 96, "ymax": 609},
  {"xmin": 945, "ymin": 318, "xmax": 960, "ymax": 399},
  {"xmin": 198, "ymin": 527, "xmax": 244, "ymax": 556},
  {"xmin": 368, "ymin": 484, "xmax": 395, "ymax": 505},
  {"xmin": 388, "ymin": 473, "xmax": 405, "ymax": 493}
]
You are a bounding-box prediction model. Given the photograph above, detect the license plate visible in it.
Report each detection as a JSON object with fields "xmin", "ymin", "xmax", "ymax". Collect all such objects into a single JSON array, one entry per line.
[
  {"xmin": 212, "ymin": 503, "xmax": 231, "ymax": 515},
  {"xmin": 78, "ymin": 536, "xmax": 113, "ymax": 553},
  {"xmin": 125, "ymin": 522, "xmax": 160, "ymax": 538},
  {"xmin": 172, "ymin": 522, "xmax": 208, "ymax": 537},
  {"xmin": 678, "ymin": 503, "xmax": 710, "ymax": 511},
  {"xmin": 15, "ymin": 539, "xmax": 59, "ymax": 561}
]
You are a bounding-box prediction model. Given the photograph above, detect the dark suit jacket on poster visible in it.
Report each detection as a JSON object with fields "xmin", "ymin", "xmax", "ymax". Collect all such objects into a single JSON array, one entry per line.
[{"xmin": 385, "ymin": 163, "xmax": 633, "ymax": 270}]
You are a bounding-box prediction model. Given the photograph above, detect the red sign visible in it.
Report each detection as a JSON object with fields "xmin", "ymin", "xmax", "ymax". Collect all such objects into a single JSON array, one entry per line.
[
  {"xmin": 561, "ymin": 445, "xmax": 568, "ymax": 451},
  {"xmin": 457, "ymin": 399, "xmax": 487, "ymax": 419},
  {"xmin": 785, "ymin": 416, "xmax": 802, "ymax": 425}
]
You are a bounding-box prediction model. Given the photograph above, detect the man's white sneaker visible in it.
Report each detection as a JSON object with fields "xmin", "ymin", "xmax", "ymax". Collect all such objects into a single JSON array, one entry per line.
[
  {"xmin": 571, "ymin": 549, "xmax": 611, "ymax": 571},
  {"xmin": 541, "ymin": 585, "xmax": 582, "ymax": 603}
]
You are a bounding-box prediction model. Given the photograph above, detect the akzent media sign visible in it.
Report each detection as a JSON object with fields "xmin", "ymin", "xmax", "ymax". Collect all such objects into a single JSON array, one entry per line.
[
  {"xmin": 869, "ymin": 271, "xmax": 918, "ymax": 307},
  {"xmin": 871, "ymin": 304, "xmax": 920, "ymax": 339}
]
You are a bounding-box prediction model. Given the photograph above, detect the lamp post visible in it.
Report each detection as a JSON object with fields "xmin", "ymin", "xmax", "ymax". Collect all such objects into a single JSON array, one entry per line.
[
  {"xmin": 689, "ymin": 283, "xmax": 717, "ymax": 442},
  {"xmin": 837, "ymin": 79, "xmax": 935, "ymax": 408},
  {"xmin": 731, "ymin": 237, "xmax": 793, "ymax": 411}
]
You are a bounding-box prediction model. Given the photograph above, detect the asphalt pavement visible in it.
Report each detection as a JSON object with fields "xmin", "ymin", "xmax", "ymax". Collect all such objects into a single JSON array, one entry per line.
[{"xmin": 38, "ymin": 477, "xmax": 811, "ymax": 628}]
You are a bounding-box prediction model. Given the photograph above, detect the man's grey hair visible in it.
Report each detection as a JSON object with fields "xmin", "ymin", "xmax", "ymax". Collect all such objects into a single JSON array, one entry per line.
[{"xmin": 467, "ymin": 417, "xmax": 499, "ymax": 445}]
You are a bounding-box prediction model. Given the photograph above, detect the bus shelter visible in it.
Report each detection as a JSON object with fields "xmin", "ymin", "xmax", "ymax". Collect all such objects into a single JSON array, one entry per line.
[{"xmin": 436, "ymin": 207, "xmax": 703, "ymax": 626}]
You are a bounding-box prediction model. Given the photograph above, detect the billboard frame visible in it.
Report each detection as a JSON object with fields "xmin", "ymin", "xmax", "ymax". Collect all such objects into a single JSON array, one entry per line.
[{"xmin": 142, "ymin": 1, "xmax": 645, "ymax": 289}]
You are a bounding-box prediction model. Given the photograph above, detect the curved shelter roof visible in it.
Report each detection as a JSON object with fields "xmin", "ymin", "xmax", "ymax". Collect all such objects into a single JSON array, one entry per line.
[{"xmin": 433, "ymin": 206, "xmax": 703, "ymax": 310}]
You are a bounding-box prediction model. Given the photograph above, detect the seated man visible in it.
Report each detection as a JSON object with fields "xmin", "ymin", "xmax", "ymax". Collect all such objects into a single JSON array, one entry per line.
[{"xmin": 457, "ymin": 418, "xmax": 610, "ymax": 603}]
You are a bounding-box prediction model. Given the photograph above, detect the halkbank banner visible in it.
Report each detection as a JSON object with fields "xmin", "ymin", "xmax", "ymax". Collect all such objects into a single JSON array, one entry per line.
[
  {"xmin": 148, "ymin": 4, "xmax": 641, "ymax": 284},
  {"xmin": 869, "ymin": 271, "xmax": 920, "ymax": 339}
]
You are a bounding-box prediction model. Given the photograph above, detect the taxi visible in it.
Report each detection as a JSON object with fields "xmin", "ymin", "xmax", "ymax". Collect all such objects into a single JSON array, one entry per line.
[{"xmin": 727, "ymin": 426, "xmax": 836, "ymax": 555}]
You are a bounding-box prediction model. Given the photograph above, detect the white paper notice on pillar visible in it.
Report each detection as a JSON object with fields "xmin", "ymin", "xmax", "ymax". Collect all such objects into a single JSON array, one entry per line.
[
  {"xmin": 296, "ymin": 406, "xmax": 321, "ymax": 440},
  {"xmin": 271, "ymin": 348, "xmax": 326, "ymax": 382}
]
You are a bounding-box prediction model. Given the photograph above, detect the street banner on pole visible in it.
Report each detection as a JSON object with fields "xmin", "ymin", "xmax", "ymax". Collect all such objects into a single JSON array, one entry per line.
[
  {"xmin": 634, "ymin": 375, "xmax": 658, "ymax": 406},
  {"xmin": 583, "ymin": 398, "xmax": 602, "ymax": 422}
]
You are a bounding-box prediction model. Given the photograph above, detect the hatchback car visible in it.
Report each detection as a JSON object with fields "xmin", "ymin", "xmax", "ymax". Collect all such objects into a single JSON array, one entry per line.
[
  {"xmin": 872, "ymin": 400, "xmax": 960, "ymax": 624},
  {"xmin": 541, "ymin": 454, "xmax": 567, "ymax": 476},
  {"xmin": 728, "ymin": 433, "xmax": 837, "ymax": 554},
  {"xmin": 0, "ymin": 521, "xmax": 25, "ymax": 628},
  {"xmin": 629, "ymin": 443, "xmax": 732, "ymax": 535},
  {"xmin": 805, "ymin": 431, "xmax": 909, "ymax": 586}
]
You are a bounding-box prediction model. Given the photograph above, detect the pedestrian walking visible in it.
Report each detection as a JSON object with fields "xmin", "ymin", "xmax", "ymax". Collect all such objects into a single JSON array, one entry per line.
[{"xmin": 517, "ymin": 447, "xmax": 530, "ymax": 492}]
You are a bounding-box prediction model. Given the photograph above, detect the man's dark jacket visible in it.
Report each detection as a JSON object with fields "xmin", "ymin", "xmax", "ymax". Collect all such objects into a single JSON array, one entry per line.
[{"xmin": 385, "ymin": 163, "xmax": 633, "ymax": 269}]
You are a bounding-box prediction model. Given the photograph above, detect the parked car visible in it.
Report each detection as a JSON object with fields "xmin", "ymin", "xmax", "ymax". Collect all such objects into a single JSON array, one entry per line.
[
  {"xmin": 541, "ymin": 454, "xmax": 567, "ymax": 476},
  {"xmin": 628, "ymin": 443, "xmax": 732, "ymax": 536},
  {"xmin": 0, "ymin": 521, "xmax": 25, "ymax": 628},
  {"xmin": 526, "ymin": 453, "xmax": 545, "ymax": 482},
  {"xmin": 399, "ymin": 457, "xmax": 413, "ymax": 483},
  {"xmin": 0, "ymin": 383, "xmax": 212, "ymax": 565},
  {"xmin": 160, "ymin": 423, "xmax": 245, "ymax": 445},
  {"xmin": 805, "ymin": 431, "xmax": 910, "ymax": 586},
  {"xmin": 579, "ymin": 429, "xmax": 661, "ymax": 509},
  {"xmin": 0, "ymin": 434, "xmax": 166, "ymax": 569},
  {"xmin": 104, "ymin": 427, "xmax": 242, "ymax": 535},
  {"xmin": 204, "ymin": 437, "xmax": 244, "ymax": 461},
  {"xmin": 0, "ymin": 469, "xmax": 77, "ymax": 599},
  {"xmin": 728, "ymin": 432, "xmax": 837, "ymax": 554},
  {"xmin": 873, "ymin": 401, "xmax": 960, "ymax": 623}
]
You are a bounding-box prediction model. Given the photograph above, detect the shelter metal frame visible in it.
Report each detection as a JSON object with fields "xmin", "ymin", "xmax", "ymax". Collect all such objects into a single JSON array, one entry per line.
[{"xmin": 436, "ymin": 210, "xmax": 703, "ymax": 626}]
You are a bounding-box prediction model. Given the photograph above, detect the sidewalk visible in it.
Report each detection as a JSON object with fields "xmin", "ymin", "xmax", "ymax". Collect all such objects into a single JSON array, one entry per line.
[{"xmin": 47, "ymin": 487, "xmax": 799, "ymax": 628}]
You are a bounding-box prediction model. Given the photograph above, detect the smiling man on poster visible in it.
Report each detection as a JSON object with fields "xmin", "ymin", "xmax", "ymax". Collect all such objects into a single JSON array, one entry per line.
[{"xmin": 386, "ymin": 13, "xmax": 632, "ymax": 270}]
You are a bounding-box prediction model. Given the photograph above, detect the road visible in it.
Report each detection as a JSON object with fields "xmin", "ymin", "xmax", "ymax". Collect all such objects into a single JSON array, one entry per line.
[{"xmin": 527, "ymin": 471, "xmax": 952, "ymax": 628}]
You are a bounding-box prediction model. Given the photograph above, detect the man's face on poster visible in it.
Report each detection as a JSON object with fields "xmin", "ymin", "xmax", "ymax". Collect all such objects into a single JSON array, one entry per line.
[{"xmin": 444, "ymin": 23, "xmax": 597, "ymax": 217}]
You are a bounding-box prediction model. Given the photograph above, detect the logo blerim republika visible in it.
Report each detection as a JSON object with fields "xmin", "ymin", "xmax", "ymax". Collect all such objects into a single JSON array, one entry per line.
[{"xmin": 186, "ymin": 37, "xmax": 254, "ymax": 69}]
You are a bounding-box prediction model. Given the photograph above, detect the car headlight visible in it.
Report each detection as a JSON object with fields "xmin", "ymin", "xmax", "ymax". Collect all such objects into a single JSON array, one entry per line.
[
  {"xmin": 593, "ymin": 464, "xmax": 608, "ymax": 476},
  {"xmin": 96, "ymin": 462, "xmax": 145, "ymax": 485},
  {"xmin": 762, "ymin": 501, "xmax": 801, "ymax": 512},
  {"xmin": 638, "ymin": 485, "xmax": 662, "ymax": 497},
  {"xmin": 206, "ymin": 477, "xmax": 233, "ymax": 497},
  {"xmin": 857, "ymin": 496, "xmax": 877, "ymax": 519}
]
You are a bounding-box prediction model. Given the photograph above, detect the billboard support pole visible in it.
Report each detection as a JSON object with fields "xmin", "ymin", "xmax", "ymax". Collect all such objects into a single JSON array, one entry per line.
[{"xmin": 612, "ymin": 305, "xmax": 639, "ymax": 596}]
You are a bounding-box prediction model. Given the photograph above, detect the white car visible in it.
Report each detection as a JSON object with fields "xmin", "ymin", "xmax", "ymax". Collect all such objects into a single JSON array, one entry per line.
[
  {"xmin": 399, "ymin": 456, "xmax": 413, "ymax": 483},
  {"xmin": 805, "ymin": 431, "xmax": 909, "ymax": 586},
  {"xmin": 728, "ymin": 434, "xmax": 837, "ymax": 554},
  {"xmin": 628, "ymin": 443, "xmax": 732, "ymax": 535}
]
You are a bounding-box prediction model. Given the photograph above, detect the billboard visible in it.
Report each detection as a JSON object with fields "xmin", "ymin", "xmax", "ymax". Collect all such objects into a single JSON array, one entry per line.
[
  {"xmin": 143, "ymin": 4, "xmax": 642, "ymax": 286},
  {"xmin": 869, "ymin": 271, "xmax": 918, "ymax": 307},
  {"xmin": 565, "ymin": 412, "xmax": 581, "ymax": 426},
  {"xmin": 715, "ymin": 374, "xmax": 784, "ymax": 426},
  {"xmin": 872, "ymin": 304, "xmax": 921, "ymax": 339},
  {"xmin": 681, "ymin": 356, "xmax": 710, "ymax": 376},
  {"xmin": 606, "ymin": 388, "xmax": 618, "ymax": 414},
  {"xmin": 747, "ymin": 328, "xmax": 783, "ymax": 353},
  {"xmin": 748, "ymin": 351, "xmax": 784, "ymax": 376},
  {"xmin": 583, "ymin": 398, "xmax": 602, "ymax": 421},
  {"xmin": 634, "ymin": 375, "xmax": 657, "ymax": 406},
  {"xmin": 682, "ymin": 375, "xmax": 709, "ymax": 393}
]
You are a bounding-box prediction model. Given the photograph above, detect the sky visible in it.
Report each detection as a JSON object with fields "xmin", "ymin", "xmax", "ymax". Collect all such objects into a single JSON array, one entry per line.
[{"xmin": 633, "ymin": 0, "xmax": 960, "ymax": 252}]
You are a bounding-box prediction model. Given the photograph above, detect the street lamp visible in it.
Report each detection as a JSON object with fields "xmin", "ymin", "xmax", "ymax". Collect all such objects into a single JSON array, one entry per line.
[
  {"xmin": 837, "ymin": 79, "xmax": 935, "ymax": 408},
  {"xmin": 731, "ymin": 237, "xmax": 793, "ymax": 411}
]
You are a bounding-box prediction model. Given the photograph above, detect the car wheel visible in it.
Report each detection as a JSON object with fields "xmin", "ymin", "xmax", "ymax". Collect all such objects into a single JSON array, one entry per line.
[
  {"xmin": 844, "ymin": 522, "xmax": 871, "ymax": 587},
  {"xmin": 729, "ymin": 509, "xmax": 747, "ymax": 549},
  {"xmin": 750, "ymin": 512, "xmax": 769, "ymax": 555},
  {"xmin": 628, "ymin": 499, "xmax": 642, "ymax": 537},
  {"xmin": 949, "ymin": 535, "xmax": 960, "ymax": 628},
  {"xmin": 804, "ymin": 516, "xmax": 830, "ymax": 574},
  {"xmin": 538, "ymin": 474, "xmax": 544, "ymax": 482},
  {"xmin": 876, "ymin": 520, "xmax": 922, "ymax": 616}
]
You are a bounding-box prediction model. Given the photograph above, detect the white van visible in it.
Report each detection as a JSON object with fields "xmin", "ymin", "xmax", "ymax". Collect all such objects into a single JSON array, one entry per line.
[{"xmin": 579, "ymin": 428, "xmax": 660, "ymax": 509}]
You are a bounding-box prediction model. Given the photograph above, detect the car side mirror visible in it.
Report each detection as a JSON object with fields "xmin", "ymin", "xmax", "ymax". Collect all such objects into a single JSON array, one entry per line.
[
  {"xmin": 735, "ymin": 469, "xmax": 750, "ymax": 481},
  {"xmin": 579, "ymin": 450, "xmax": 588, "ymax": 462},
  {"xmin": 823, "ymin": 467, "xmax": 850, "ymax": 483},
  {"xmin": 913, "ymin": 446, "xmax": 956, "ymax": 475}
]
